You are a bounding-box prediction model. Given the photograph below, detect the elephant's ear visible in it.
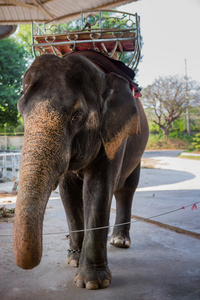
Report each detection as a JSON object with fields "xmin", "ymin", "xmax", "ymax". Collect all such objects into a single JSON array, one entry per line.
[{"xmin": 101, "ymin": 73, "xmax": 141, "ymax": 160}]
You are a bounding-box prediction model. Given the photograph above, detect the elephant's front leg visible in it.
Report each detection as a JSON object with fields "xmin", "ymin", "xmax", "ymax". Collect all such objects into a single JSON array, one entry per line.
[
  {"xmin": 75, "ymin": 172, "xmax": 113, "ymax": 290},
  {"xmin": 59, "ymin": 173, "xmax": 84, "ymax": 267}
]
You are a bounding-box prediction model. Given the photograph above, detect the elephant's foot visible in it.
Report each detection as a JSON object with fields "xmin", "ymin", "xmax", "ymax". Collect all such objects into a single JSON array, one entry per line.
[
  {"xmin": 74, "ymin": 266, "xmax": 112, "ymax": 290},
  {"xmin": 109, "ymin": 234, "xmax": 131, "ymax": 248},
  {"xmin": 67, "ymin": 249, "xmax": 81, "ymax": 268}
]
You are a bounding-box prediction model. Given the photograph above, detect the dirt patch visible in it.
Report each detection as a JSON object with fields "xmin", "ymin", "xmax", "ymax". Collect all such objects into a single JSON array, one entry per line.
[
  {"xmin": 141, "ymin": 158, "xmax": 168, "ymax": 169},
  {"xmin": 193, "ymin": 150, "xmax": 200, "ymax": 154},
  {"xmin": 141, "ymin": 158, "xmax": 157, "ymax": 169},
  {"xmin": 0, "ymin": 191, "xmax": 17, "ymax": 198},
  {"xmin": 0, "ymin": 206, "xmax": 15, "ymax": 222},
  {"xmin": 146, "ymin": 137, "xmax": 189, "ymax": 150}
]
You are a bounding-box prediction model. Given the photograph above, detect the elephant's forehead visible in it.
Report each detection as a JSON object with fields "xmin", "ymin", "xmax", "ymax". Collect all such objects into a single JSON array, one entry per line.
[{"xmin": 25, "ymin": 99, "xmax": 64, "ymax": 132}]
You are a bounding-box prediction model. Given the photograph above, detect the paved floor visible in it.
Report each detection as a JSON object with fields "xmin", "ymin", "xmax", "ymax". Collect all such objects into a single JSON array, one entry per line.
[{"xmin": 0, "ymin": 150, "xmax": 200, "ymax": 300}]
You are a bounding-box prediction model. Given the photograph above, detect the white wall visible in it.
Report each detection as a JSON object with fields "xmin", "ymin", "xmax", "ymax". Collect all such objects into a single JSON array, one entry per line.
[{"xmin": 0, "ymin": 136, "xmax": 23, "ymax": 150}]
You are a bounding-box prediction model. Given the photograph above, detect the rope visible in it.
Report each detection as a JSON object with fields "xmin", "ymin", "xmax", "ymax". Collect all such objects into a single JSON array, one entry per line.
[{"xmin": 0, "ymin": 201, "xmax": 199, "ymax": 237}]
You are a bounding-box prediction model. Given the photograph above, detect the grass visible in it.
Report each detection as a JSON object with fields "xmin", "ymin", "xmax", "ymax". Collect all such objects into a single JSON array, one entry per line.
[
  {"xmin": 146, "ymin": 134, "xmax": 194, "ymax": 151},
  {"xmin": 146, "ymin": 134, "xmax": 200, "ymax": 160},
  {"xmin": 179, "ymin": 154, "xmax": 200, "ymax": 160}
]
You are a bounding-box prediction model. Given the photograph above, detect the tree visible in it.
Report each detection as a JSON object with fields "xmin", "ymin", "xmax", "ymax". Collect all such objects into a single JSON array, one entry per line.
[
  {"xmin": 142, "ymin": 75, "xmax": 200, "ymax": 137},
  {"xmin": 192, "ymin": 133, "xmax": 200, "ymax": 151},
  {"xmin": 0, "ymin": 37, "xmax": 28, "ymax": 130},
  {"xmin": 15, "ymin": 24, "xmax": 34, "ymax": 58}
]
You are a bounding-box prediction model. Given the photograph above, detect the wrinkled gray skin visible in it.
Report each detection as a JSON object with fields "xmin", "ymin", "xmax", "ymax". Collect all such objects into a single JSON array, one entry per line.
[{"xmin": 14, "ymin": 54, "xmax": 149, "ymax": 290}]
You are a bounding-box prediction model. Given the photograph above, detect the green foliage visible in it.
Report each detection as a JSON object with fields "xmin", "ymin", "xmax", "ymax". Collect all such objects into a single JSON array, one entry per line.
[
  {"xmin": 171, "ymin": 118, "xmax": 187, "ymax": 132},
  {"xmin": 45, "ymin": 21, "xmax": 80, "ymax": 34},
  {"xmin": 0, "ymin": 37, "xmax": 28, "ymax": 130},
  {"xmin": 15, "ymin": 122, "xmax": 24, "ymax": 134},
  {"xmin": 192, "ymin": 133, "xmax": 200, "ymax": 150},
  {"xmin": 189, "ymin": 107, "xmax": 200, "ymax": 131},
  {"xmin": 146, "ymin": 110, "xmax": 200, "ymax": 138},
  {"xmin": 148, "ymin": 121, "xmax": 160, "ymax": 133},
  {"xmin": 15, "ymin": 24, "xmax": 34, "ymax": 58}
]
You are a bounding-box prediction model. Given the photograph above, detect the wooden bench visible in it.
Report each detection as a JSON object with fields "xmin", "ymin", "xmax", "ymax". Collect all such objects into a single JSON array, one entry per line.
[{"xmin": 33, "ymin": 30, "xmax": 136, "ymax": 56}]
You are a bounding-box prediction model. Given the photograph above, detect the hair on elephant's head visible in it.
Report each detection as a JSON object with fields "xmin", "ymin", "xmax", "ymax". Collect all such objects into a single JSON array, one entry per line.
[{"xmin": 14, "ymin": 54, "xmax": 140, "ymax": 270}]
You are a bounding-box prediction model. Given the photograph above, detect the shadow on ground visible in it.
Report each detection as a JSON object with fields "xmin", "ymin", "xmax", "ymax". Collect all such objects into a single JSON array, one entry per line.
[{"xmin": 139, "ymin": 168, "xmax": 195, "ymax": 188}]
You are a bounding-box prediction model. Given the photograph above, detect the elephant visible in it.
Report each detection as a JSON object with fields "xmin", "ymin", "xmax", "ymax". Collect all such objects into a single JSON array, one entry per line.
[{"xmin": 13, "ymin": 51, "xmax": 149, "ymax": 290}]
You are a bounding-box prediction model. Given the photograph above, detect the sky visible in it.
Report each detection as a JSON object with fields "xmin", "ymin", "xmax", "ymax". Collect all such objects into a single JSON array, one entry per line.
[{"xmin": 118, "ymin": 0, "xmax": 200, "ymax": 87}]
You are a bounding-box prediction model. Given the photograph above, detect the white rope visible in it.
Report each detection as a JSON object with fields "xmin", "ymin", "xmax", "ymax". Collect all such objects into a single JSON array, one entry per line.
[
  {"xmin": 43, "ymin": 207, "xmax": 184, "ymax": 235},
  {"xmin": 1, "ymin": 204, "xmax": 195, "ymax": 237}
]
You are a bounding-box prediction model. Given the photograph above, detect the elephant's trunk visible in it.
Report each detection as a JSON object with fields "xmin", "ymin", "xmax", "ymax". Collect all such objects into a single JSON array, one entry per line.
[
  {"xmin": 14, "ymin": 101, "xmax": 67, "ymax": 269},
  {"xmin": 14, "ymin": 171, "xmax": 50, "ymax": 269}
]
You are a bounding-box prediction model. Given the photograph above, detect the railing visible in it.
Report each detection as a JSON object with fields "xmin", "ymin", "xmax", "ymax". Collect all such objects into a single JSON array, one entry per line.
[{"xmin": 0, "ymin": 152, "xmax": 21, "ymax": 182}]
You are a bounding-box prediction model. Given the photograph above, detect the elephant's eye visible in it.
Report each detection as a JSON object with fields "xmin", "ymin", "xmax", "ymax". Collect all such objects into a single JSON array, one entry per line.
[{"xmin": 71, "ymin": 111, "xmax": 84, "ymax": 124}]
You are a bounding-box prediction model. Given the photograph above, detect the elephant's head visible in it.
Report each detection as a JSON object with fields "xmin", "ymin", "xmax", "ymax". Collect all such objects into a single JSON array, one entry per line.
[{"xmin": 14, "ymin": 54, "xmax": 140, "ymax": 269}]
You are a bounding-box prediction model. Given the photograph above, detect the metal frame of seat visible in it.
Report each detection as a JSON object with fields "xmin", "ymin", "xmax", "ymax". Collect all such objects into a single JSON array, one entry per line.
[{"xmin": 32, "ymin": 10, "xmax": 141, "ymax": 71}]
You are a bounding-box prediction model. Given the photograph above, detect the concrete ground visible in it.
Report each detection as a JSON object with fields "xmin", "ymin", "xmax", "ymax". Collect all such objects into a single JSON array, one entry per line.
[{"xmin": 0, "ymin": 150, "xmax": 200, "ymax": 300}]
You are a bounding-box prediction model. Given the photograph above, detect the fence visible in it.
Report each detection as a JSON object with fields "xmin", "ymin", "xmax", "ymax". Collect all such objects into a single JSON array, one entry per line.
[{"xmin": 0, "ymin": 152, "xmax": 21, "ymax": 182}]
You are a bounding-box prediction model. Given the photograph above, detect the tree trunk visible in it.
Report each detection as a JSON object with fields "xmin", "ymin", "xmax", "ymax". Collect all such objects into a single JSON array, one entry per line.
[{"xmin": 163, "ymin": 128, "xmax": 170, "ymax": 137}]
